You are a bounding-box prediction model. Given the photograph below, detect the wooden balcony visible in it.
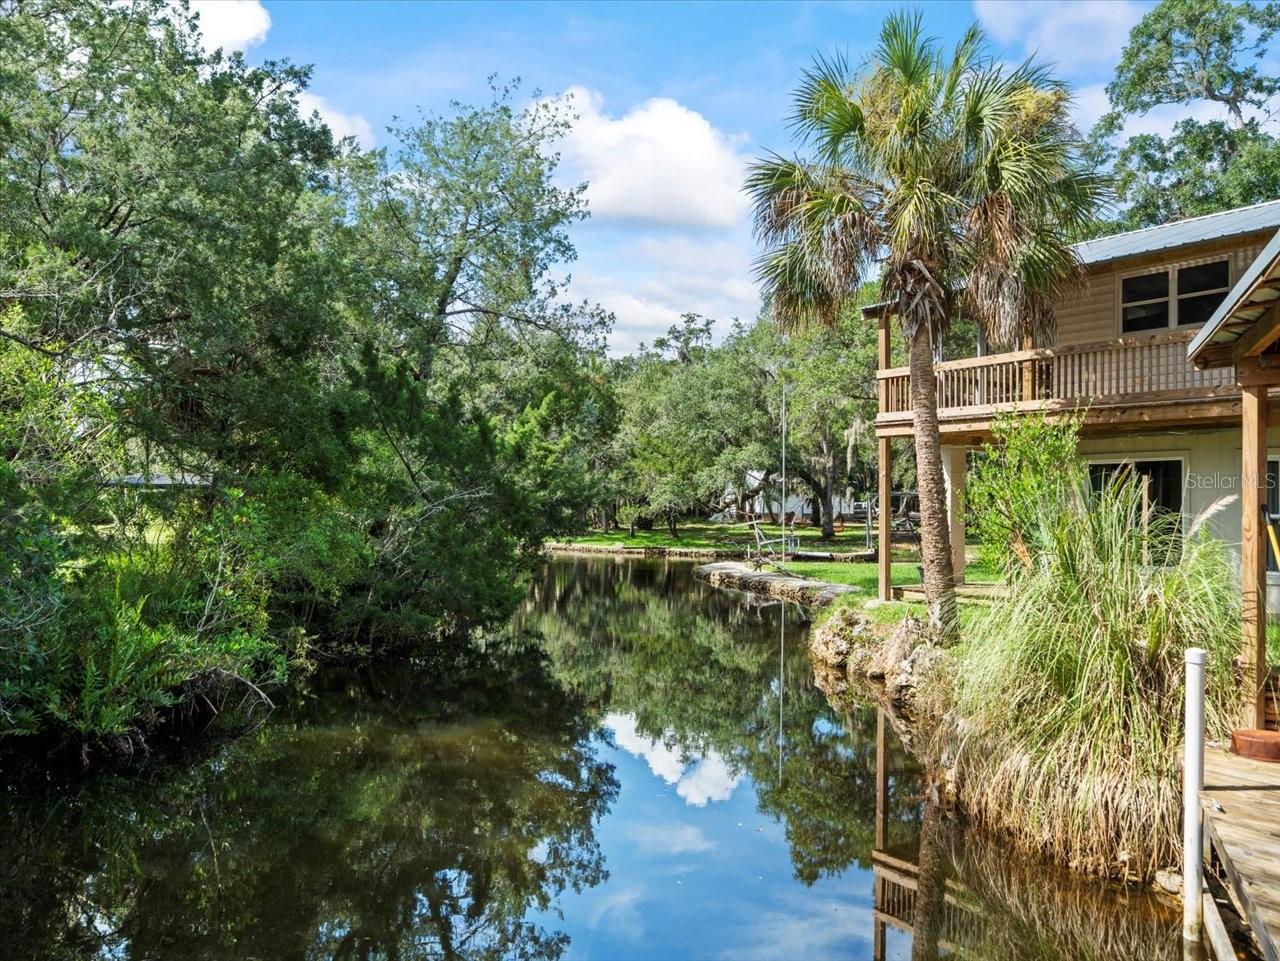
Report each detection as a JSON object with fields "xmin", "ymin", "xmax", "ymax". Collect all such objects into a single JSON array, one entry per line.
[{"xmin": 876, "ymin": 329, "xmax": 1241, "ymax": 438}]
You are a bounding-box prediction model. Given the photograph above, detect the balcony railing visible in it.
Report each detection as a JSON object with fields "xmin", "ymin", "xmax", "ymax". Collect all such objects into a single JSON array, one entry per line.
[{"xmin": 877, "ymin": 328, "xmax": 1237, "ymax": 422}]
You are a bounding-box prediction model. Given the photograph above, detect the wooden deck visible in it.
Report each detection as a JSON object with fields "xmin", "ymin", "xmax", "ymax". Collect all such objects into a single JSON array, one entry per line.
[
  {"xmin": 875, "ymin": 328, "xmax": 1251, "ymax": 439},
  {"xmin": 1202, "ymin": 747, "xmax": 1280, "ymax": 961}
]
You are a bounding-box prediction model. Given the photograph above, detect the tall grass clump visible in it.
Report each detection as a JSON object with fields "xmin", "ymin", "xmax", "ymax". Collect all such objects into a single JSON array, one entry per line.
[{"xmin": 954, "ymin": 472, "xmax": 1239, "ymax": 878}]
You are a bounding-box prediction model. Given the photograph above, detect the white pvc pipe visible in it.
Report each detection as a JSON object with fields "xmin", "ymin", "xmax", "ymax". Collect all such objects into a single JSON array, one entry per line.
[{"xmin": 1183, "ymin": 647, "xmax": 1207, "ymax": 944}]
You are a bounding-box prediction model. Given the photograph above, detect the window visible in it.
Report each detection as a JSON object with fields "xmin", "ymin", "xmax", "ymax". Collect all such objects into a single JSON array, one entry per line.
[
  {"xmin": 1119, "ymin": 260, "xmax": 1230, "ymax": 333},
  {"xmin": 1177, "ymin": 261, "xmax": 1231, "ymax": 326},
  {"xmin": 1088, "ymin": 459, "xmax": 1184, "ymax": 517},
  {"xmin": 1121, "ymin": 271, "xmax": 1169, "ymax": 332}
]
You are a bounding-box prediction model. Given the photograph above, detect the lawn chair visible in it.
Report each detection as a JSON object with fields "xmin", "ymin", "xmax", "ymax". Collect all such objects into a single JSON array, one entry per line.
[{"xmin": 748, "ymin": 519, "xmax": 799, "ymax": 563}]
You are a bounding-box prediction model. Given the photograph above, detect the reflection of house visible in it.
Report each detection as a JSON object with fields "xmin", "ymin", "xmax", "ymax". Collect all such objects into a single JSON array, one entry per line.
[
  {"xmin": 871, "ymin": 712, "xmax": 975, "ymax": 960},
  {"xmin": 872, "ymin": 200, "xmax": 1280, "ymax": 728},
  {"xmin": 867, "ymin": 711, "xmax": 1186, "ymax": 961}
]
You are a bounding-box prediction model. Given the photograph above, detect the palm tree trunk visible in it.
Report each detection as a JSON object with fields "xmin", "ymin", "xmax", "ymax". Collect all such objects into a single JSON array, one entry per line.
[
  {"xmin": 908, "ymin": 323, "xmax": 957, "ymax": 634},
  {"xmin": 911, "ymin": 784, "xmax": 947, "ymax": 961}
]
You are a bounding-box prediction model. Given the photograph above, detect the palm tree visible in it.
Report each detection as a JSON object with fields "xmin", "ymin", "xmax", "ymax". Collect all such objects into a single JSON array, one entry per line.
[{"xmin": 746, "ymin": 12, "xmax": 1106, "ymax": 633}]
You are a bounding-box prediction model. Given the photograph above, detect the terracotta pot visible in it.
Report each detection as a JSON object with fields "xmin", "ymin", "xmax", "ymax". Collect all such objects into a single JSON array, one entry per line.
[{"xmin": 1230, "ymin": 728, "xmax": 1280, "ymax": 762}]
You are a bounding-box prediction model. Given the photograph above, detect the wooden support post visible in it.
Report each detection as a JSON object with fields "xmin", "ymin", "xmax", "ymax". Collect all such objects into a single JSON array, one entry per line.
[
  {"xmin": 942, "ymin": 445, "xmax": 967, "ymax": 583},
  {"xmin": 878, "ymin": 436, "xmax": 892, "ymax": 601},
  {"xmin": 1241, "ymin": 384, "xmax": 1268, "ymax": 730},
  {"xmin": 1021, "ymin": 333, "xmax": 1035, "ymax": 402},
  {"xmin": 874, "ymin": 710, "xmax": 888, "ymax": 852}
]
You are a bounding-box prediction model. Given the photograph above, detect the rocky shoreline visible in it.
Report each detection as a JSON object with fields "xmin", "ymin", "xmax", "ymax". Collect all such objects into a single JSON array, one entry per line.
[
  {"xmin": 807, "ymin": 606, "xmax": 1189, "ymax": 888},
  {"xmin": 693, "ymin": 561, "xmax": 861, "ymax": 608}
]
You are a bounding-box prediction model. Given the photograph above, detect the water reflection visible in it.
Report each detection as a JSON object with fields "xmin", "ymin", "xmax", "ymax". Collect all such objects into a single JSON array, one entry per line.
[
  {"xmin": 1, "ymin": 644, "xmax": 616, "ymax": 961},
  {"xmin": 0, "ymin": 556, "xmax": 1181, "ymax": 960},
  {"xmin": 871, "ymin": 733, "xmax": 1181, "ymax": 961}
]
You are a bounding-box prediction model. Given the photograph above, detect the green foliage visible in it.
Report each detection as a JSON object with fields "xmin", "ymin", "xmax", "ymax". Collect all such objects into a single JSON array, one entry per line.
[
  {"xmin": 968, "ymin": 413, "xmax": 1085, "ymax": 571},
  {"xmin": 0, "ymin": 2, "xmax": 616, "ymax": 756},
  {"xmin": 954, "ymin": 473, "xmax": 1240, "ymax": 876},
  {"xmin": 610, "ymin": 314, "xmax": 773, "ymax": 528},
  {"xmin": 2, "ymin": 487, "xmax": 290, "ymax": 749},
  {"xmin": 1089, "ymin": 0, "xmax": 1280, "ymax": 229},
  {"xmin": 602, "ymin": 291, "xmax": 885, "ymax": 537}
]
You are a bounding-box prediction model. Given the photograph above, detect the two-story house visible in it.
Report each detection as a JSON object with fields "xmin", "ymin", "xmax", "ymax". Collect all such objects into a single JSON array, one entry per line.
[{"xmin": 870, "ymin": 199, "xmax": 1280, "ymax": 727}]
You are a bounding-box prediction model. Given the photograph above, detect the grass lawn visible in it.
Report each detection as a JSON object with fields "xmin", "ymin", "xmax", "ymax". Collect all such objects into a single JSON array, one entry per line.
[
  {"xmin": 784, "ymin": 560, "xmax": 916, "ymax": 593},
  {"xmin": 560, "ymin": 522, "xmax": 1002, "ymax": 594},
  {"xmin": 563, "ymin": 520, "xmax": 877, "ymax": 552}
]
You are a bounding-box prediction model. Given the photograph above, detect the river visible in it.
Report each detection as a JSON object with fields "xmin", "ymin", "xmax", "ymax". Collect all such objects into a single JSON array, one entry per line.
[{"xmin": 2, "ymin": 555, "xmax": 1180, "ymax": 960}]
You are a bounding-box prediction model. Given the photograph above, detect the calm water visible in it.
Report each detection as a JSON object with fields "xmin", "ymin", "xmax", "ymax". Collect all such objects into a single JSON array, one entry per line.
[{"xmin": 2, "ymin": 556, "xmax": 1179, "ymax": 961}]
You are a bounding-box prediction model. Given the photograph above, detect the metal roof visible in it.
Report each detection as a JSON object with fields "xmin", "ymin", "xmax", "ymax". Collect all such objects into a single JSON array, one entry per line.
[
  {"xmin": 1073, "ymin": 199, "xmax": 1280, "ymax": 267},
  {"xmin": 1187, "ymin": 228, "xmax": 1280, "ymax": 368},
  {"xmin": 859, "ymin": 201, "xmax": 1280, "ymax": 322}
]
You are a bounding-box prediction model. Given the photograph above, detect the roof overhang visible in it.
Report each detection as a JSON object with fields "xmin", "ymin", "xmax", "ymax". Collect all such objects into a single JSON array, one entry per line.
[{"xmin": 1188, "ymin": 228, "xmax": 1280, "ymax": 370}]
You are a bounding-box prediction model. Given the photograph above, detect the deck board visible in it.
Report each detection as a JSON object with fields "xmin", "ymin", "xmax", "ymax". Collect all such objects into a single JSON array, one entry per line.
[{"xmin": 1202, "ymin": 748, "xmax": 1280, "ymax": 961}]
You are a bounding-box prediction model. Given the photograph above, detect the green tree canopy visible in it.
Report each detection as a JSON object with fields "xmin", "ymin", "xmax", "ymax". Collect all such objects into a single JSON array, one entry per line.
[{"xmin": 1090, "ymin": 0, "xmax": 1280, "ymax": 229}]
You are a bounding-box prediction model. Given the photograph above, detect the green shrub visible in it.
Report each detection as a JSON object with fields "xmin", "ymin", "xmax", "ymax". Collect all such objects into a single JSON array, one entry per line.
[
  {"xmin": 967, "ymin": 412, "xmax": 1084, "ymax": 572},
  {"xmin": 954, "ymin": 472, "xmax": 1239, "ymax": 877},
  {"xmin": 1, "ymin": 491, "xmax": 287, "ymax": 755}
]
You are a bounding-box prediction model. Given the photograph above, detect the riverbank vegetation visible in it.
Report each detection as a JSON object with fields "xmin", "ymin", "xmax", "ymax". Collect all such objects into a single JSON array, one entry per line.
[
  {"xmin": 956, "ymin": 463, "xmax": 1239, "ymax": 875},
  {"xmin": 0, "ymin": 0, "xmax": 614, "ymax": 760},
  {"xmin": 814, "ymin": 415, "xmax": 1243, "ymax": 878}
]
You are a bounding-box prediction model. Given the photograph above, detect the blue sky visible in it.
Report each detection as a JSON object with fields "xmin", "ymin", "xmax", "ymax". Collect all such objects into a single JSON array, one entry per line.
[{"xmin": 191, "ymin": 0, "xmax": 1188, "ymax": 353}]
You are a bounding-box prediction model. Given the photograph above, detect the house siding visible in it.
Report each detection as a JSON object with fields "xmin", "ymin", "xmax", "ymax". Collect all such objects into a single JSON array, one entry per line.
[
  {"xmin": 1076, "ymin": 427, "xmax": 1280, "ymax": 611},
  {"xmin": 1053, "ymin": 237, "xmax": 1268, "ymax": 348}
]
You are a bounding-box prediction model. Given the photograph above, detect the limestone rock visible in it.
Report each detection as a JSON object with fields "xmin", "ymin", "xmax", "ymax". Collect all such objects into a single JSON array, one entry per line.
[{"xmin": 1153, "ymin": 869, "xmax": 1181, "ymax": 895}]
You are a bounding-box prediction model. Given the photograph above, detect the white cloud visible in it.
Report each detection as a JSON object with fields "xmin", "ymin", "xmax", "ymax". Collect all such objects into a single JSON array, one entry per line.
[
  {"xmin": 974, "ymin": 0, "xmax": 1148, "ymax": 72},
  {"xmin": 549, "ymin": 89, "xmax": 760, "ymax": 355},
  {"xmin": 572, "ymin": 270, "xmax": 690, "ymax": 355},
  {"xmin": 604, "ymin": 713, "xmax": 686, "ymax": 784},
  {"xmin": 603, "ymin": 713, "xmax": 743, "ymax": 806},
  {"xmin": 297, "ymin": 92, "xmax": 376, "ymax": 149},
  {"xmin": 189, "ymin": 0, "xmax": 271, "ymax": 53},
  {"xmin": 557, "ymin": 86, "xmax": 751, "ymax": 228},
  {"xmin": 676, "ymin": 752, "xmax": 742, "ymax": 807},
  {"xmin": 625, "ymin": 821, "xmax": 715, "ymax": 856},
  {"xmin": 718, "ymin": 888, "xmax": 875, "ymax": 961},
  {"xmin": 586, "ymin": 884, "xmax": 647, "ymax": 940},
  {"xmin": 1070, "ymin": 83, "xmax": 1113, "ymax": 136},
  {"xmin": 571, "ymin": 234, "xmax": 760, "ymax": 355}
]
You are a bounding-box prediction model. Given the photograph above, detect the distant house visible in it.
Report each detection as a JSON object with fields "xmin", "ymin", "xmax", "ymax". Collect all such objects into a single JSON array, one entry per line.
[{"xmin": 871, "ymin": 199, "xmax": 1280, "ymax": 728}]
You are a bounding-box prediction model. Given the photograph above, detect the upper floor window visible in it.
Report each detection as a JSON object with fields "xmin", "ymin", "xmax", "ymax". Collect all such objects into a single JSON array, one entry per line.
[{"xmin": 1120, "ymin": 260, "xmax": 1231, "ymax": 333}]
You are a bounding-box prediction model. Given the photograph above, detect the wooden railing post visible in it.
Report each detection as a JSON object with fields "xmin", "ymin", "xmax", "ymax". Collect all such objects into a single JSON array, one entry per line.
[
  {"xmin": 1021, "ymin": 334, "xmax": 1034, "ymax": 401},
  {"xmin": 878, "ymin": 310, "xmax": 890, "ymax": 409}
]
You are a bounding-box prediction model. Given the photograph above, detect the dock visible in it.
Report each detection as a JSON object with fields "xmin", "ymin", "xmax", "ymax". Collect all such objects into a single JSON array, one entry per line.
[{"xmin": 1202, "ymin": 747, "xmax": 1280, "ymax": 961}]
